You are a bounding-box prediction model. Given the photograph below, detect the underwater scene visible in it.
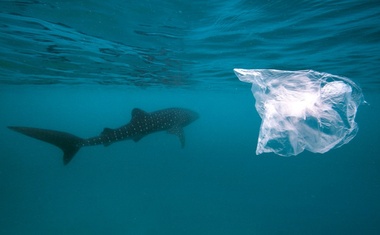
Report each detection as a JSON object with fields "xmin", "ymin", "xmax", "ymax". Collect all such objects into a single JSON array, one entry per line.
[{"xmin": 1, "ymin": 1, "xmax": 380, "ymax": 234}]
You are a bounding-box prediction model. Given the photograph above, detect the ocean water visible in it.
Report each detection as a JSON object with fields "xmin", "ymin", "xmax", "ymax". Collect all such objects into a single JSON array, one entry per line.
[{"xmin": 0, "ymin": 1, "xmax": 379, "ymax": 234}]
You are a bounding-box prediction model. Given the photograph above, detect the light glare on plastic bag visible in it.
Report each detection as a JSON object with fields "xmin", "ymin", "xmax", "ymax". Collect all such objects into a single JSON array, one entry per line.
[{"xmin": 234, "ymin": 68, "xmax": 365, "ymax": 156}]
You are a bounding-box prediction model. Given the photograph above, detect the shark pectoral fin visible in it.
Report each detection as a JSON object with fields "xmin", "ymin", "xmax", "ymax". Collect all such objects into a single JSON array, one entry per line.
[
  {"xmin": 168, "ymin": 126, "xmax": 185, "ymax": 148},
  {"xmin": 132, "ymin": 135, "xmax": 144, "ymax": 142}
]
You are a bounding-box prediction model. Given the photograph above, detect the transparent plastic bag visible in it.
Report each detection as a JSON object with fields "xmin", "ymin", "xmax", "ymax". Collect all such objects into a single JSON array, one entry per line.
[{"xmin": 234, "ymin": 69, "xmax": 365, "ymax": 156}]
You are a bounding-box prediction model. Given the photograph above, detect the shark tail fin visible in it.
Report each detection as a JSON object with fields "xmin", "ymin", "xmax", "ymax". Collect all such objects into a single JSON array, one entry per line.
[{"xmin": 8, "ymin": 126, "xmax": 84, "ymax": 165}]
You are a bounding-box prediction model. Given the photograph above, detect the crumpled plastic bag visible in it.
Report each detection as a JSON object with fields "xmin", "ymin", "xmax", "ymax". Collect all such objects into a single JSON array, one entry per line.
[{"xmin": 234, "ymin": 68, "xmax": 365, "ymax": 156}]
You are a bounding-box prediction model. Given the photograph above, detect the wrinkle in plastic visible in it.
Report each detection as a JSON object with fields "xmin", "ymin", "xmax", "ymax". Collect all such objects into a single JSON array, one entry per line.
[{"xmin": 234, "ymin": 69, "xmax": 365, "ymax": 156}]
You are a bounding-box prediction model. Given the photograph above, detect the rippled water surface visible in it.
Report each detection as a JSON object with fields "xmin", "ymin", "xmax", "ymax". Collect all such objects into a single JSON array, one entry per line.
[{"xmin": 1, "ymin": 0, "xmax": 379, "ymax": 90}]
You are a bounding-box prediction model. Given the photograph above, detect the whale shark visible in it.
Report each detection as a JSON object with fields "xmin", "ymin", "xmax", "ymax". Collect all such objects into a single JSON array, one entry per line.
[{"xmin": 8, "ymin": 107, "xmax": 199, "ymax": 165}]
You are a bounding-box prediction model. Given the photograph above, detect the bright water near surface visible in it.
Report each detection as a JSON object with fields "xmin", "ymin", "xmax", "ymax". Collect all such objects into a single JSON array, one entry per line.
[{"xmin": 1, "ymin": 1, "xmax": 380, "ymax": 234}]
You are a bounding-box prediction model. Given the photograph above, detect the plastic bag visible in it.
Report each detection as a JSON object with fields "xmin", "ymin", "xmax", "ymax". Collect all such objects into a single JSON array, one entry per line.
[{"xmin": 234, "ymin": 68, "xmax": 365, "ymax": 156}]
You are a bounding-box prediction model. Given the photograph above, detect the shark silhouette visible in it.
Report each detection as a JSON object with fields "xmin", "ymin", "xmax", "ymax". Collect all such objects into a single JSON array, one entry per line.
[{"xmin": 8, "ymin": 107, "xmax": 199, "ymax": 165}]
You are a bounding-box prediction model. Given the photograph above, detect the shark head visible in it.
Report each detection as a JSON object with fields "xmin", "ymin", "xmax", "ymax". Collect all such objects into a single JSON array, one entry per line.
[{"xmin": 179, "ymin": 108, "xmax": 199, "ymax": 126}]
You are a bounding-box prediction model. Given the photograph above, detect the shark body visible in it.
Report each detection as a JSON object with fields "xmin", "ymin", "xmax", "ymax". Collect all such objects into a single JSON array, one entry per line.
[{"xmin": 8, "ymin": 107, "xmax": 199, "ymax": 165}]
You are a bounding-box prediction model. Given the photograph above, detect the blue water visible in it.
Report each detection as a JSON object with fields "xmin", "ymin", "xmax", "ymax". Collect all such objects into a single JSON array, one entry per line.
[{"xmin": 1, "ymin": 1, "xmax": 379, "ymax": 234}]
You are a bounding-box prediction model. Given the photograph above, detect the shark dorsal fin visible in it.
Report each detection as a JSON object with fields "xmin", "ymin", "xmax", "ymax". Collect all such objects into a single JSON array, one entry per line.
[
  {"xmin": 101, "ymin": 128, "xmax": 114, "ymax": 136},
  {"xmin": 131, "ymin": 108, "xmax": 148, "ymax": 120},
  {"xmin": 101, "ymin": 128, "xmax": 114, "ymax": 147}
]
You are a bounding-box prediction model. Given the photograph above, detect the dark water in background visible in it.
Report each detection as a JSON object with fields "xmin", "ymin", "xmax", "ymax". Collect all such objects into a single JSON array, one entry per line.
[{"xmin": 1, "ymin": 0, "xmax": 380, "ymax": 234}]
